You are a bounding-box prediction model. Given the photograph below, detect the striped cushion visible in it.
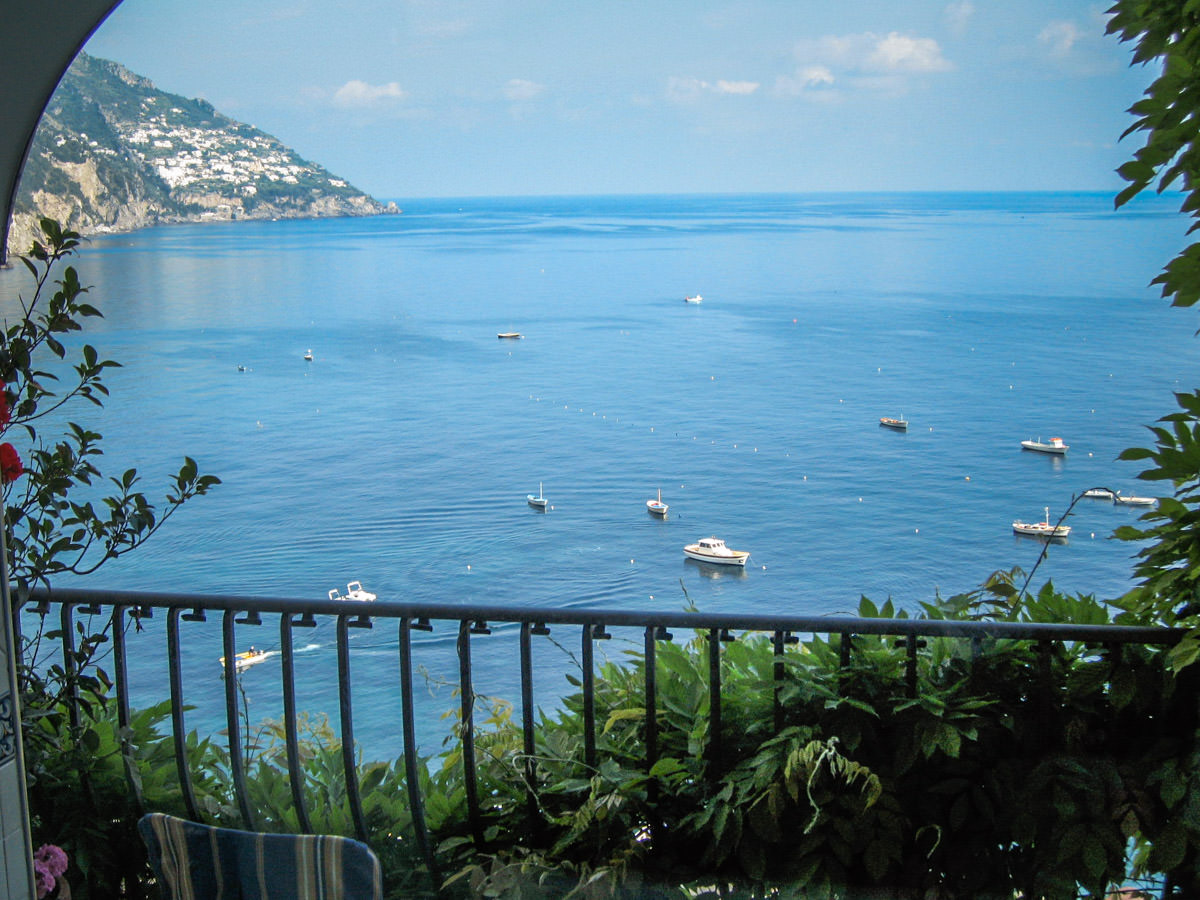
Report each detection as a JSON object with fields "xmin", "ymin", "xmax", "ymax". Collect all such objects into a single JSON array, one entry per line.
[{"xmin": 138, "ymin": 813, "xmax": 383, "ymax": 900}]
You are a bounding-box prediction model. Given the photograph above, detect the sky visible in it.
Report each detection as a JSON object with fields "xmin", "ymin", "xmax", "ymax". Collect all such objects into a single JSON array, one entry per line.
[{"xmin": 81, "ymin": 1, "xmax": 1158, "ymax": 201}]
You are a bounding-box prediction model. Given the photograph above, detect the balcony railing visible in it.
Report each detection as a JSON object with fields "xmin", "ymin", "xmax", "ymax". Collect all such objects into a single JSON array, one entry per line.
[{"xmin": 18, "ymin": 586, "xmax": 1187, "ymax": 894}]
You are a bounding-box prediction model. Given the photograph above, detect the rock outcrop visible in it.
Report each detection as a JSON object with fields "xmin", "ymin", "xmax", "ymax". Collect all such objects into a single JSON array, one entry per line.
[{"xmin": 6, "ymin": 53, "xmax": 396, "ymax": 259}]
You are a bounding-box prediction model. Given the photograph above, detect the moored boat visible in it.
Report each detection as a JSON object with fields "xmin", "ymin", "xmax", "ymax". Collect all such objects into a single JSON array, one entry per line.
[
  {"xmin": 879, "ymin": 416, "xmax": 908, "ymax": 431},
  {"xmin": 684, "ymin": 295, "xmax": 702, "ymax": 304},
  {"xmin": 683, "ymin": 536, "xmax": 750, "ymax": 566},
  {"xmin": 1114, "ymin": 492, "xmax": 1156, "ymax": 507},
  {"xmin": 344, "ymin": 580, "xmax": 377, "ymax": 601},
  {"xmin": 1012, "ymin": 507, "xmax": 1070, "ymax": 539},
  {"xmin": 303, "ymin": 349, "xmax": 313, "ymax": 361},
  {"xmin": 328, "ymin": 580, "xmax": 378, "ymax": 602},
  {"xmin": 528, "ymin": 482, "xmax": 548, "ymax": 510},
  {"xmin": 1021, "ymin": 436, "xmax": 1068, "ymax": 454},
  {"xmin": 498, "ymin": 332, "xmax": 523, "ymax": 339},
  {"xmin": 1083, "ymin": 488, "xmax": 1115, "ymax": 499},
  {"xmin": 647, "ymin": 488, "xmax": 668, "ymax": 516}
]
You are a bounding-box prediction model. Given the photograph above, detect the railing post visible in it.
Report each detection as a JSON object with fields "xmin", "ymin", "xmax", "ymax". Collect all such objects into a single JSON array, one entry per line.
[
  {"xmin": 905, "ymin": 636, "xmax": 921, "ymax": 700},
  {"xmin": 336, "ymin": 612, "xmax": 370, "ymax": 842},
  {"xmin": 644, "ymin": 626, "xmax": 659, "ymax": 774},
  {"xmin": 221, "ymin": 609, "xmax": 256, "ymax": 830},
  {"xmin": 708, "ymin": 628, "xmax": 722, "ymax": 775},
  {"xmin": 398, "ymin": 617, "xmax": 440, "ymax": 889},
  {"xmin": 167, "ymin": 607, "xmax": 200, "ymax": 821},
  {"xmin": 582, "ymin": 624, "xmax": 597, "ymax": 770},
  {"xmin": 279, "ymin": 612, "xmax": 313, "ymax": 834},
  {"xmin": 110, "ymin": 604, "xmax": 144, "ymax": 816},
  {"xmin": 59, "ymin": 603, "xmax": 80, "ymax": 731},
  {"xmin": 458, "ymin": 619, "xmax": 484, "ymax": 846},
  {"xmin": 773, "ymin": 630, "xmax": 795, "ymax": 732},
  {"xmin": 519, "ymin": 621, "xmax": 539, "ymax": 831}
]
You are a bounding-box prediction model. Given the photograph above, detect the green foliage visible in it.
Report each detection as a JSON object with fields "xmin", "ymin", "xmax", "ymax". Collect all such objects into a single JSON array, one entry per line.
[
  {"xmin": 1106, "ymin": 0, "xmax": 1200, "ymax": 685},
  {"xmin": 9, "ymin": 220, "xmax": 219, "ymax": 898},
  {"xmin": 425, "ymin": 583, "xmax": 1189, "ymax": 898},
  {"xmin": 4, "ymin": 219, "xmax": 220, "ymax": 598}
]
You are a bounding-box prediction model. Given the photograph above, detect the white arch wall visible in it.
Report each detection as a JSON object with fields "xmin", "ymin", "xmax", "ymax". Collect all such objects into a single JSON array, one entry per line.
[{"xmin": 0, "ymin": 3, "xmax": 122, "ymax": 896}]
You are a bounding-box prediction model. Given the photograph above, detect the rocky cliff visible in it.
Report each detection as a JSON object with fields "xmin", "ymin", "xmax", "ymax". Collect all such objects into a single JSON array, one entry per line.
[{"xmin": 6, "ymin": 53, "xmax": 396, "ymax": 258}]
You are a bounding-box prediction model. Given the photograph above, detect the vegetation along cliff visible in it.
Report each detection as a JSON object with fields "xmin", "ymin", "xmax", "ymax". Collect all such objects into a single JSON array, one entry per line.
[{"xmin": 6, "ymin": 53, "xmax": 397, "ymax": 258}]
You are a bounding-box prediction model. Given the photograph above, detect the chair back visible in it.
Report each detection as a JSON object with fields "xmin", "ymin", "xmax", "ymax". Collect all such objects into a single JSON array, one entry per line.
[{"xmin": 138, "ymin": 812, "xmax": 383, "ymax": 900}]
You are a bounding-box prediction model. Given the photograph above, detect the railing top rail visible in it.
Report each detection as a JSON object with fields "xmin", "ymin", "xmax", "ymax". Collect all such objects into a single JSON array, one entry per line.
[{"xmin": 26, "ymin": 586, "xmax": 1184, "ymax": 646}]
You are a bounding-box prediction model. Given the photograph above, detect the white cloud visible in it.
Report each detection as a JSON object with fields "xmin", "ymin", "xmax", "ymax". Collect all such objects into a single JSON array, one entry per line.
[
  {"xmin": 332, "ymin": 80, "xmax": 408, "ymax": 108},
  {"xmin": 1039, "ymin": 20, "xmax": 1081, "ymax": 58},
  {"xmin": 715, "ymin": 80, "xmax": 760, "ymax": 96},
  {"xmin": 666, "ymin": 76, "xmax": 759, "ymax": 102},
  {"xmin": 780, "ymin": 31, "xmax": 952, "ymax": 97},
  {"xmin": 504, "ymin": 79, "xmax": 545, "ymax": 101},
  {"xmin": 865, "ymin": 33, "xmax": 954, "ymax": 73},
  {"xmin": 774, "ymin": 65, "xmax": 835, "ymax": 97},
  {"xmin": 944, "ymin": 1, "xmax": 974, "ymax": 37}
]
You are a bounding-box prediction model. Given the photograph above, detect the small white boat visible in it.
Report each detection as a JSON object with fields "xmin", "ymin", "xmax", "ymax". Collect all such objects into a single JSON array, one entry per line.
[
  {"xmin": 219, "ymin": 647, "xmax": 269, "ymax": 672},
  {"xmin": 344, "ymin": 580, "xmax": 377, "ymax": 601},
  {"xmin": 684, "ymin": 295, "xmax": 703, "ymax": 304},
  {"xmin": 497, "ymin": 332, "xmax": 523, "ymax": 339},
  {"xmin": 1083, "ymin": 488, "xmax": 1115, "ymax": 499},
  {"xmin": 328, "ymin": 580, "xmax": 377, "ymax": 602},
  {"xmin": 646, "ymin": 488, "xmax": 668, "ymax": 516},
  {"xmin": 1012, "ymin": 507, "xmax": 1071, "ymax": 539},
  {"xmin": 1021, "ymin": 436, "xmax": 1068, "ymax": 454},
  {"xmin": 879, "ymin": 416, "xmax": 908, "ymax": 431},
  {"xmin": 304, "ymin": 349, "xmax": 313, "ymax": 361},
  {"xmin": 528, "ymin": 482, "xmax": 548, "ymax": 510},
  {"xmin": 684, "ymin": 536, "xmax": 750, "ymax": 566},
  {"xmin": 1114, "ymin": 492, "xmax": 1157, "ymax": 507}
]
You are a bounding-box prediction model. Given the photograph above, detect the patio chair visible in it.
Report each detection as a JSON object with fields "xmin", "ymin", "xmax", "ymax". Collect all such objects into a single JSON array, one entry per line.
[{"xmin": 137, "ymin": 812, "xmax": 383, "ymax": 900}]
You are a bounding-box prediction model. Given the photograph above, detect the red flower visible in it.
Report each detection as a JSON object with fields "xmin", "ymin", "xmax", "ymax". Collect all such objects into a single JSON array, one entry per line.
[{"xmin": 0, "ymin": 442, "xmax": 23, "ymax": 483}]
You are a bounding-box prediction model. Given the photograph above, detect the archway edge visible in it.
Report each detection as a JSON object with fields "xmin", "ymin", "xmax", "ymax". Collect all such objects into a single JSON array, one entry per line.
[
  {"xmin": 0, "ymin": 4, "xmax": 122, "ymax": 897},
  {"xmin": 0, "ymin": 0, "xmax": 124, "ymax": 263}
]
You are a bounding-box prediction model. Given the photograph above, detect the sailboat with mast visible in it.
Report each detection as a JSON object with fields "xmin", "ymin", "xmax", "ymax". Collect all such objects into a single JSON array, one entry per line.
[
  {"xmin": 527, "ymin": 482, "xmax": 548, "ymax": 510},
  {"xmin": 646, "ymin": 488, "xmax": 668, "ymax": 516}
]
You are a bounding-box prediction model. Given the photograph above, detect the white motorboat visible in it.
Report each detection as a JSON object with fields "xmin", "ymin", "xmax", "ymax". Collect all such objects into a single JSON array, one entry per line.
[
  {"xmin": 528, "ymin": 482, "xmax": 548, "ymax": 510},
  {"xmin": 1114, "ymin": 492, "xmax": 1157, "ymax": 507},
  {"xmin": 646, "ymin": 488, "xmax": 668, "ymax": 516},
  {"xmin": 684, "ymin": 295, "xmax": 702, "ymax": 304},
  {"xmin": 1012, "ymin": 507, "xmax": 1071, "ymax": 539},
  {"xmin": 328, "ymin": 580, "xmax": 377, "ymax": 602},
  {"xmin": 684, "ymin": 536, "xmax": 750, "ymax": 566},
  {"xmin": 1083, "ymin": 488, "xmax": 1115, "ymax": 499},
  {"xmin": 219, "ymin": 647, "xmax": 269, "ymax": 672},
  {"xmin": 344, "ymin": 580, "xmax": 377, "ymax": 601},
  {"xmin": 1021, "ymin": 436, "xmax": 1068, "ymax": 454},
  {"xmin": 879, "ymin": 416, "xmax": 908, "ymax": 431},
  {"xmin": 497, "ymin": 332, "xmax": 523, "ymax": 339}
]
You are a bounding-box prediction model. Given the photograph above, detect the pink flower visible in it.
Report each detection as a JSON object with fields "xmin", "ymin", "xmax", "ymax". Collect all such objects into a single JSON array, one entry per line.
[
  {"xmin": 34, "ymin": 867, "xmax": 55, "ymax": 899},
  {"xmin": 33, "ymin": 844, "xmax": 67, "ymax": 898},
  {"xmin": 34, "ymin": 844, "xmax": 68, "ymax": 878},
  {"xmin": 0, "ymin": 442, "xmax": 22, "ymax": 483}
]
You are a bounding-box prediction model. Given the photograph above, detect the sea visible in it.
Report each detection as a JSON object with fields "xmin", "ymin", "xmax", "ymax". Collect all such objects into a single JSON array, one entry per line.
[{"xmin": 0, "ymin": 191, "xmax": 1194, "ymax": 757}]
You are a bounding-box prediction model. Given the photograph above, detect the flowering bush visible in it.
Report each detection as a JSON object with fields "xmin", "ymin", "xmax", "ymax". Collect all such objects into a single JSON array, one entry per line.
[
  {"xmin": 9, "ymin": 219, "xmax": 219, "ymax": 898},
  {"xmin": 33, "ymin": 843, "xmax": 68, "ymax": 898}
]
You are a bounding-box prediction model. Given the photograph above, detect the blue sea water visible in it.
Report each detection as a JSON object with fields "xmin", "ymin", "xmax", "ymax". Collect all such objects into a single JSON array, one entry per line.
[{"xmin": 1, "ymin": 191, "xmax": 1194, "ymax": 756}]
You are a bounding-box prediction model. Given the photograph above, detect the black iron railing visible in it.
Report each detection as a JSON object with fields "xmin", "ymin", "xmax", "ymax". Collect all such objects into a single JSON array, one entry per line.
[{"xmin": 18, "ymin": 586, "xmax": 1185, "ymax": 890}]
